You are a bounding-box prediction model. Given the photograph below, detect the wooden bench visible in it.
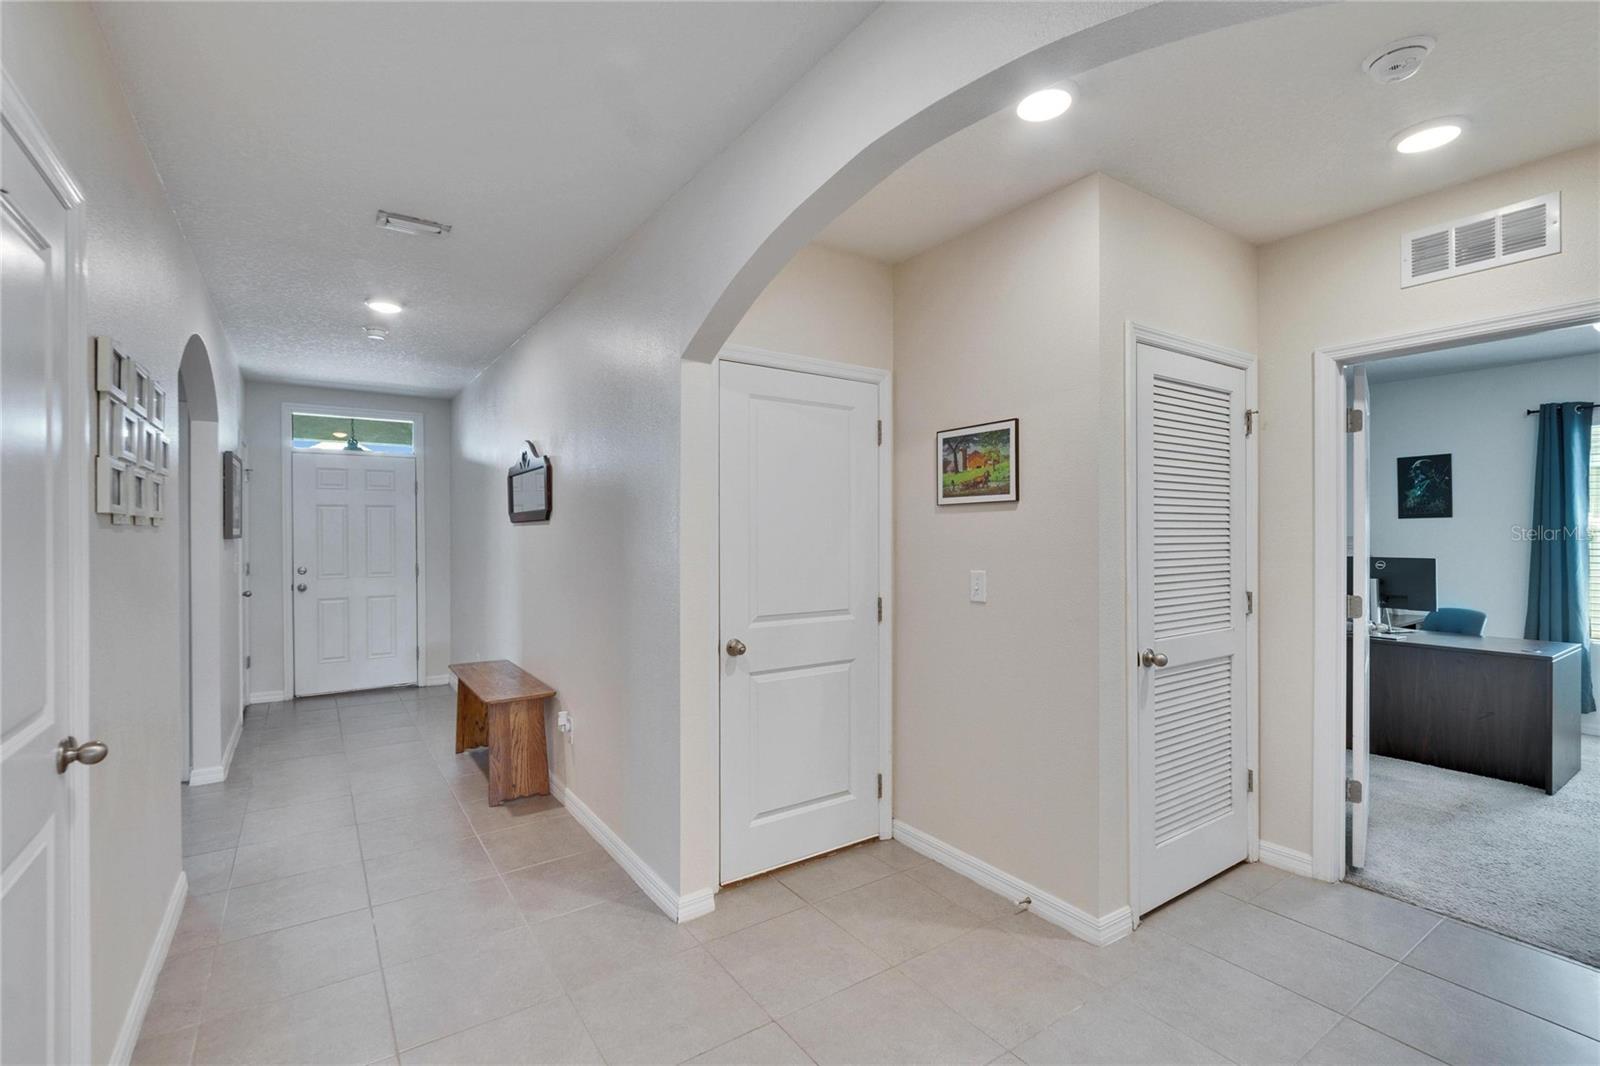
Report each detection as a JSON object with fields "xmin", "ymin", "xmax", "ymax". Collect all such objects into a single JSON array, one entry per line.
[{"xmin": 449, "ymin": 660, "xmax": 556, "ymax": 806}]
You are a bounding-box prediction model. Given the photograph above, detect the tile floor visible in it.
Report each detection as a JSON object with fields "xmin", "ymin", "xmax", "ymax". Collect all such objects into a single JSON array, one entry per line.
[{"xmin": 137, "ymin": 686, "xmax": 1600, "ymax": 1065}]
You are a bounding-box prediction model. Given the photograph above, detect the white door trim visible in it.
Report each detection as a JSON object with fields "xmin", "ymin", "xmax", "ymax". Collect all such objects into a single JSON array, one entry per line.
[
  {"xmin": 1309, "ymin": 298, "xmax": 1600, "ymax": 882},
  {"xmin": 1123, "ymin": 322, "xmax": 1259, "ymax": 923},
  {"xmin": 713, "ymin": 344, "xmax": 894, "ymax": 868},
  {"xmin": 3, "ymin": 69, "xmax": 93, "ymax": 1066},
  {"xmin": 278, "ymin": 401, "xmax": 426, "ymax": 696}
]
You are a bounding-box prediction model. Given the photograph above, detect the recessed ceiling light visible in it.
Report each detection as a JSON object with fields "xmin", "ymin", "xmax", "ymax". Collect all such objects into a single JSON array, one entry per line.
[
  {"xmin": 1016, "ymin": 86, "xmax": 1074, "ymax": 122},
  {"xmin": 375, "ymin": 209, "xmax": 451, "ymax": 237},
  {"xmin": 331, "ymin": 431, "xmax": 348, "ymax": 439},
  {"xmin": 365, "ymin": 298, "xmax": 403, "ymax": 315},
  {"xmin": 1393, "ymin": 120, "xmax": 1465, "ymax": 154},
  {"xmin": 363, "ymin": 326, "xmax": 389, "ymax": 341}
]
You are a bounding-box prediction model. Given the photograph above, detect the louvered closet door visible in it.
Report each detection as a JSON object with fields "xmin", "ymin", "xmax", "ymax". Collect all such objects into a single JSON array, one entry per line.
[{"xmin": 1135, "ymin": 342, "xmax": 1249, "ymax": 913}]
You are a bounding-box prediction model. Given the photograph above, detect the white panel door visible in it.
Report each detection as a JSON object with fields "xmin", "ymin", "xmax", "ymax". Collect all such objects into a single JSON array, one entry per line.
[
  {"xmin": 1348, "ymin": 367, "xmax": 1371, "ymax": 868},
  {"xmin": 720, "ymin": 361, "xmax": 880, "ymax": 883},
  {"xmin": 1135, "ymin": 342, "xmax": 1250, "ymax": 913},
  {"xmin": 292, "ymin": 452, "xmax": 417, "ymax": 695},
  {"xmin": 1, "ymin": 121, "xmax": 78, "ymax": 1065}
]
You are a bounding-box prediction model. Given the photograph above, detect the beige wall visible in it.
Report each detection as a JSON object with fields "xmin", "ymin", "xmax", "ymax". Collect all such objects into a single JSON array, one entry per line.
[
  {"xmin": 3, "ymin": 3, "xmax": 244, "ymax": 1058},
  {"xmin": 1256, "ymin": 145, "xmax": 1600, "ymax": 854},
  {"xmin": 242, "ymin": 382, "xmax": 454, "ymax": 697},
  {"xmin": 892, "ymin": 174, "xmax": 1257, "ymax": 916},
  {"xmin": 726, "ymin": 243, "xmax": 894, "ymax": 369}
]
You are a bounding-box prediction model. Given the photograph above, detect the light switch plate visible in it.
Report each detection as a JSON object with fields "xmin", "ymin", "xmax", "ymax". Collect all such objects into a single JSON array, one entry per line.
[{"xmin": 969, "ymin": 570, "xmax": 988, "ymax": 603}]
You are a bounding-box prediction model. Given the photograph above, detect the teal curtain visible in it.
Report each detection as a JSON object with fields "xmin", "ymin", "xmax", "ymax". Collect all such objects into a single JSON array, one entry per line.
[{"xmin": 1524, "ymin": 402, "xmax": 1594, "ymax": 715}]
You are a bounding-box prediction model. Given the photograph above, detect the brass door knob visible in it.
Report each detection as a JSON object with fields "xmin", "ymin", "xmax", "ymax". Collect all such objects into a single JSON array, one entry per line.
[
  {"xmin": 725, "ymin": 638, "xmax": 747, "ymax": 657},
  {"xmin": 56, "ymin": 736, "xmax": 109, "ymax": 774},
  {"xmin": 1139, "ymin": 649, "xmax": 1169, "ymax": 668}
]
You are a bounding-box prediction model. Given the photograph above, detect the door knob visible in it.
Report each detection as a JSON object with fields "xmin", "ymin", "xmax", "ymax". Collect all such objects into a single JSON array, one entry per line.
[
  {"xmin": 296, "ymin": 583, "xmax": 307, "ymax": 592},
  {"xmin": 242, "ymin": 590, "xmax": 253, "ymax": 597},
  {"xmin": 1139, "ymin": 649, "xmax": 1169, "ymax": 668},
  {"xmin": 56, "ymin": 736, "xmax": 109, "ymax": 774},
  {"xmin": 725, "ymin": 638, "xmax": 747, "ymax": 657},
  {"xmin": 297, "ymin": 566, "xmax": 307, "ymax": 575}
]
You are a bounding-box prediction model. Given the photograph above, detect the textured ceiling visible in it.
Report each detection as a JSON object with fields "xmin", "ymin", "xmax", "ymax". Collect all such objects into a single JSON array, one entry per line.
[
  {"xmin": 1365, "ymin": 323, "xmax": 1600, "ymax": 383},
  {"xmin": 820, "ymin": 2, "xmax": 1600, "ymax": 262},
  {"xmin": 95, "ymin": 1, "xmax": 875, "ymax": 395}
]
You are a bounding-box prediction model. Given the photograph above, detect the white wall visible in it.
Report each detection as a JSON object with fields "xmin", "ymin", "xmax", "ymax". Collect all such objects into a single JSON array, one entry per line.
[
  {"xmin": 3, "ymin": 4, "xmax": 243, "ymax": 1058},
  {"xmin": 1257, "ymin": 145, "xmax": 1600, "ymax": 854},
  {"xmin": 727, "ymin": 243, "xmax": 894, "ymax": 369},
  {"xmin": 241, "ymin": 381, "xmax": 454, "ymax": 699},
  {"xmin": 1369, "ymin": 353, "xmax": 1600, "ymax": 638},
  {"xmin": 449, "ymin": 2, "xmax": 1263, "ymax": 904}
]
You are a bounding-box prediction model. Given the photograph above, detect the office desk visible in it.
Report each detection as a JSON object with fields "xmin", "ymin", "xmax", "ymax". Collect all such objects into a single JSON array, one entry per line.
[{"xmin": 1369, "ymin": 631, "xmax": 1582, "ymax": 794}]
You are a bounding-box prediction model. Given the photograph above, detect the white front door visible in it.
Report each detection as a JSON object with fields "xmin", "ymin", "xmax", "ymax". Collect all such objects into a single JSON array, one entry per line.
[
  {"xmin": 719, "ymin": 361, "xmax": 881, "ymax": 883},
  {"xmin": 1348, "ymin": 367, "xmax": 1372, "ymax": 868},
  {"xmin": 1135, "ymin": 341, "xmax": 1251, "ymax": 913},
  {"xmin": 2, "ymin": 119, "xmax": 80, "ymax": 1066},
  {"xmin": 291, "ymin": 452, "xmax": 418, "ymax": 695}
]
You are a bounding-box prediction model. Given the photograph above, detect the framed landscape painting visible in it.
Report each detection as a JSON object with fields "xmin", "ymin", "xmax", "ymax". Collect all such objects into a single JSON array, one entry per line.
[
  {"xmin": 1397, "ymin": 453, "xmax": 1452, "ymax": 519},
  {"xmin": 937, "ymin": 419, "xmax": 1018, "ymax": 505}
]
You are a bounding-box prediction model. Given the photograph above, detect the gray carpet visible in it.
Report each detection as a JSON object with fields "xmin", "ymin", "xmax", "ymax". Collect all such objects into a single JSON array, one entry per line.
[{"xmin": 1348, "ymin": 734, "xmax": 1600, "ymax": 966}]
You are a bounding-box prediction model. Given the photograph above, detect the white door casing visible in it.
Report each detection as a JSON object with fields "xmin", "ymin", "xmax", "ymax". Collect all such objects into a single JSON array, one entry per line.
[
  {"xmin": 1348, "ymin": 367, "xmax": 1371, "ymax": 869},
  {"xmin": 719, "ymin": 360, "xmax": 881, "ymax": 883},
  {"xmin": 1134, "ymin": 340, "xmax": 1251, "ymax": 914},
  {"xmin": 1, "ymin": 114, "xmax": 82, "ymax": 1066},
  {"xmin": 291, "ymin": 452, "xmax": 418, "ymax": 695}
]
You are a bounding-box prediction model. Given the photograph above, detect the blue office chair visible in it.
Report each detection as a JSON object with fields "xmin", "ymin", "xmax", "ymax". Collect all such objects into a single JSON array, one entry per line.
[{"xmin": 1420, "ymin": 608, "xmax": 1486, "ymax": 636}]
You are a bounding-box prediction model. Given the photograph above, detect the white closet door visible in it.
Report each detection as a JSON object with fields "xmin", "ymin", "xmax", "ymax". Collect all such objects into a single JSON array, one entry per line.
[
  {"xmin": 291, "ymin": 452, "xmax": 417, "ymax": 695},
  {"xmin": 1135, "ymin": 342, "xmax": 1250, "ymax": 913},
  {"xmin": 719, "ymin": 361, "xmax": 881, "ymax": 883},
  {"xmin": 1348, "ymin": 367, "xmax": 1371, "ymax": 868}
]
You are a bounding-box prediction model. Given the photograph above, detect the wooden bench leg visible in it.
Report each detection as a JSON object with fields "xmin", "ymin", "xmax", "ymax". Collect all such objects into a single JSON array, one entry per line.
[
  {"xmin": 486, "ymin": 697, "xmax": 550, "ymax": 805},
  {"xmin": 455, "ymin": 684, "xmax": 487, "ymax": 754}
]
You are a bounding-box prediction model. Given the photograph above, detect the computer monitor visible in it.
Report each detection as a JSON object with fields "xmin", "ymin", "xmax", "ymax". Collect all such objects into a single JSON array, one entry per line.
[{"xmin": 1370, "ymin": 557, "xmax": 1436, "ymax": 613}]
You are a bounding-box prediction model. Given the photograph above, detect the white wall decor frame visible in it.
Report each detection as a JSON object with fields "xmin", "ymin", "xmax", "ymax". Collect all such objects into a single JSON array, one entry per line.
[
  {"xmin": 96, "ymin": 457, "xmax": 131, "ymax": 523},
  {"xmin": 138, "ymin": 420, "xmax": 159, "ymax": 471},
  {"xmin": 94, "ymin": 336, "xmax": 130, "ymax": 402},
  {"xmin": 128, "ymin": 363, "xmax": 151, "ymax": 418},
  {"xmin": 148, "ymin": 382, "xmax": 167, "ymax": 429},
  {"xmin": 99, "ymin": 394, "xmax": 138, "ymax": 465}
]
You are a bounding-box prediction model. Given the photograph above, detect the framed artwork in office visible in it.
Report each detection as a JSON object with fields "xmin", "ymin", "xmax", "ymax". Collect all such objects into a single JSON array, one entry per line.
[{"xmin": 1397, "ymin": 453, "xmax": 1452, "ymax": 519}]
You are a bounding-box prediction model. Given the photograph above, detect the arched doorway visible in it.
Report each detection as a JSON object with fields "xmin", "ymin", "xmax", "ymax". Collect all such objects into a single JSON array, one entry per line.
[{"xmin": 178, "ymin": 334, "xmax": 226, "ymax": 783}]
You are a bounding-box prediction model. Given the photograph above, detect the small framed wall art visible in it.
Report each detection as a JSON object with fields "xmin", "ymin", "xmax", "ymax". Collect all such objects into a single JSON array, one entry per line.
[
  {"xmin": 96, "ymin": 457, "xmax": 132, "ymax": 523},
  {"xmin": 937, "ymin": 418, "xmax": 1019, "ymax": 505},
  {"xmin": 94, "ymin": 337, "xmax": 132, "ymax": 403},
  {"xmin": 1397, "ymin": 453, "xmax": 1452, "ymax": 519},
  {"xmin": 222, "ymin": 451, "xmax": 244, "ymax": 539},
  {"xmin": 99, "ymin": 394, "xmax": 140, "ymax": 464}
]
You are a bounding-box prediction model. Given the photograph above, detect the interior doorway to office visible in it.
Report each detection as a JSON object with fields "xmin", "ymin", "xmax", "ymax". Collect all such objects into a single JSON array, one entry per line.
[{"xmin": 1324, "ymin": 305, "xmax": 1600, "ymax": 967}]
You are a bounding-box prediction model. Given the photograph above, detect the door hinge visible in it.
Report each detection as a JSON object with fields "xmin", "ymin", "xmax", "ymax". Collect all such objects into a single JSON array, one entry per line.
[
  {"xmin": 1247, "ymin": 769, "xmax": 1254, "ymax": 793},
  {"xmin": 877, "ymin": 596, "xmax": 883, "ymax": 623},
  {"xmin": 1245, "ymin": 591, "xmax": 1254, "ymax": 616},
  {"xmin": 1346, "ymin": 408, "xmax": 1364, "ymax": 433},
  {"xmin": 244, "ymin": 561, "xmax": 251, "ymax": 577},
  {"xmin": 416, "ymin": 562, "xmax": 420, "ymax": 576},
  {"xmin": 877, "ymin": 773, "xmax": 883, "ymax": 799},
  {"xmin": 1346, "ymin": 778, "xmax": 1363, "ymax": 803},
  {"xmin": 245, "ymin": 654, "xmax": 251, "ymax": 670},
  {"xmin": 1244, "ymin": 409, "xmax": 1258, "ymax": 436},
  {"xmin": 877, "ymin": 420, "xmax": 883, "ymax": 446},
  {"xmin": 416, "ymin": 645, "xmax": 421, "ymax": 660},
  {"xmin": 1346, "ymin": 594, "xmax": 1365, "ymax": 620}
]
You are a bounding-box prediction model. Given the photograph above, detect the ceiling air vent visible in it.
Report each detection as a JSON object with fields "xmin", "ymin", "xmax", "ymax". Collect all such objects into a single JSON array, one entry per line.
[{"xmin": 1400, "ymin": 193, "xmax": 1560, "ymax": 288}]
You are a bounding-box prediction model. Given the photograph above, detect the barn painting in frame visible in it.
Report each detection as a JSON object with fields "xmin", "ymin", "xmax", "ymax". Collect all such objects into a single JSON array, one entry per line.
[{"xmin": 937, "ymin": 419, "xmax": 1018, "ymax": 505}]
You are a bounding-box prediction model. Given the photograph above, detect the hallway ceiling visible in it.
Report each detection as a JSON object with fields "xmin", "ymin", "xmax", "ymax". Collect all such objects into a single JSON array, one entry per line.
[
  {"xmin": 820, "ymin": 2, "xmax": 1600, "ymax": 262},
  {"xmin": 95, "ymin": 2, "xmax": 874, "ymax": 396}
]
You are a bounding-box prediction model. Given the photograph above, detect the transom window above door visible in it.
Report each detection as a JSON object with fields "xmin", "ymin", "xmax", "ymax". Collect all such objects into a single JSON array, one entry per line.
[{"xmin": 291, "ymin": 413, "xmax": 415, "ymax": 456}]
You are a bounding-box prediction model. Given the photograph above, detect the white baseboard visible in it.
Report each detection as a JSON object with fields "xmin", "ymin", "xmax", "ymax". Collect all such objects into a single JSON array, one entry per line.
[
  {"xmin": 246, "ymin": 689, "xmax": 286, "ymax": 706},
  {"xmin": 892, "ymin": 820, "xmax": 1130, "ymax": 946},
  {"xmin": 188, "ymin": 713, "xmax": 244, "ymax": 786},
  {"xmin": 549, "ymin": 775, "xmax": 714, "ymax": 924},
  {"xmin": 109, "ymin": 870, "xmax": 187, "ymax": 1066},
  {"xmin": 422, "ymin": 673, "xmax": 453, "ymax": 688},
  {"xmin": 1259, "ymin": 840, "xmax": 1316, "ymax": 878}
]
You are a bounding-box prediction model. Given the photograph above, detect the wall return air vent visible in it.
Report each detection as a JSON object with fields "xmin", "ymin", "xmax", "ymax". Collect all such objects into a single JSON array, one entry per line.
[{"xmin": 1400, "ymin": 193, "xmax": 1560, "ymax": 288}]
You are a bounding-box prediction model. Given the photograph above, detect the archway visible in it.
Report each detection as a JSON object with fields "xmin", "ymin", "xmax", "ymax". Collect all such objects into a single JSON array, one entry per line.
[{"xmin": 178, "ymin": 334, "xmax": 228, "ymax": 783}]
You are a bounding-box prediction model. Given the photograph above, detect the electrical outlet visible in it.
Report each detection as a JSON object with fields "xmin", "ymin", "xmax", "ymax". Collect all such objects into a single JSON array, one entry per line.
[
  {"xmin": 557, "ymin": 710, "xmax": 573, "ymax": 734},
  {"xmin": 969, "ymin": 570, "xmax": 988, "ymax": 603}
]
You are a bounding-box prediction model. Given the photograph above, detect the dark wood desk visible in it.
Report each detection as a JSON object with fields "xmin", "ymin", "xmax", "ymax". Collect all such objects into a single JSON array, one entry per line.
[
  {"xmin": 449, "ymin": 660, "xmax": 556, "ymax": 806},
  {"xmin": 1369, "ymin": 632, "xmax": 1582, "ymax": 794}
]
